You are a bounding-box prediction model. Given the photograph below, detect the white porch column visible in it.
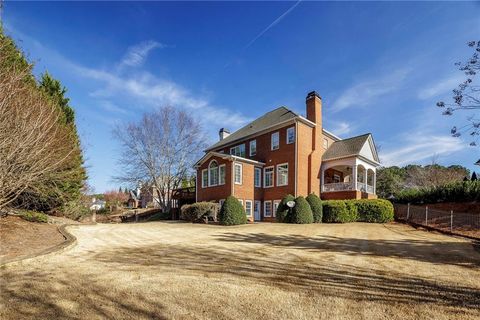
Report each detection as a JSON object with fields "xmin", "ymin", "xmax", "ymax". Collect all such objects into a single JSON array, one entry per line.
[
  {"xmin": 364, "ymin": 169, "xmax": 368, "ymax": 191},
  {"xmin": 352, "ymin": 165, "xmax": 358, "ymax": 191},
  {"xmin": 373, "ymin": 170, "xmax": 377, "ymax": 194},
  {"xmin": 321, "ymin": 168, "xmax": 325, "ymax": 192}
]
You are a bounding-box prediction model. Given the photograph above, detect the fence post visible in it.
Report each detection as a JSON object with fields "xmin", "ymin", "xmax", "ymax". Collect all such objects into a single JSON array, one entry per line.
[
  {"xmin": 450, "ymin": 210, "xmax": 453, "ymax": 232},
  {"xmin": 407, "ymin": 203, "xmax": 410, "ymax": 220},
  {"xmin": 425, "ymin": 206, "xmax": 428, "ymax": 226}
]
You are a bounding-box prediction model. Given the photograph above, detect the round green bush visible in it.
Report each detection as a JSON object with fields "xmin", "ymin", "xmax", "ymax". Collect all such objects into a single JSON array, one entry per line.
[
  {"xmin": 345, "ymin": 200, "xmax": 359, "ymax": 222},
  {"xmin": 276, "ymin": 194, "xmax": 295, "ymax": 223},
  {"xmin": 322, "ymin": 200, "xmax": 352, "ymax": 223},
  {"xmin": 291, "ymin": 196, "xmax": 314, "ymax": 224},
  {"xmin": 354, "ymin": 199, "xmax": 394, "ymax": 223},
  {"xmin": 218, "ymin": 196, "xmax": 247, "ymax": 225},
  {"xmin": 306, "ymin": 193, "xmax": 322, "ymax": 223}
]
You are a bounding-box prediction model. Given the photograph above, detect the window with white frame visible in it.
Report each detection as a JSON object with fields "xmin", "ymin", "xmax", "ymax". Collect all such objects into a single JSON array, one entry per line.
[
  {"xmin": 202, "ymin": 169, "xmax": 208, "ymax": 188},
  {"xmin": 249, "ymin": 140, "xmax": 257, "ymax": 156},
  {"xmin": 276, "ymin": 163, "xmax": 288, "ymax": 186},
  {"xmin": 264, "ymin": 201, "xmax": 272, "ymax": 217},
  {"xmin": 273, "ymin": 200, "xmax": 280, "ymax": 218},
  {"xmin": 323, "ymin": 138, "xmax": 329, "ymax": 149},
  {"xmin": 230, "ymin": 144, "xmax": 246, "ymax": 157},
  {"xmin": 208, "ymin": 160, "xmax": 219, "ymax": 186},
  {"xmin": 254, "ymin": 167, "xmax": 262, "ymax": 187},
  {"xmin": 271, "ymin": 132, "xmax": 279, "ymax": 150},
  {"xmin": 264, "ymin": 167, "xmax": 274, "ymax": 187},
  {"xmin": 238, "ymin": 199, "xmax": 244, "ymax": 207},
  {"xmin": 286, "ymin": 127, "xmax": 295, "ymax": 144},
  {"xmin": 219, "ymin": 165, "xmax": 226, "ymax": 185},
  {"xmin": 245, "ymin": 200, "xmax": 252, "ymax": 216},
  {"xmin": 234, "ymin": 163, "xmax": 243, "ymax": 184}
]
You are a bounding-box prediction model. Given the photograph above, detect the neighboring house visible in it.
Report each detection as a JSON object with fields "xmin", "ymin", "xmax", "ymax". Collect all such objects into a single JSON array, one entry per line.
[
  {"xmin": 194, "ymin": 91, "xmax": 380, "ymax": 222},
  {"xmin": 90, "ymin": 197, "xmax": 106, "ymax": 211},
  {"xmin": 127, "ymin": 190, "xmax": 140, "ymax": 208}
]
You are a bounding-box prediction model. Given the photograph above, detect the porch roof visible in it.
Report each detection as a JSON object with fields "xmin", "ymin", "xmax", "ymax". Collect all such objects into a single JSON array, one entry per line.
[{"xmin": 322, "ymin": 133, "xmax": 380, "ymax": 164}]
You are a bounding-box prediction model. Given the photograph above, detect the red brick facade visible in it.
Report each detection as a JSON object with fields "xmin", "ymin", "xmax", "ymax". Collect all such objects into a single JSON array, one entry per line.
[{"xmin": 195, "ymin": 91, "xmax": 375, "ymax": 221}]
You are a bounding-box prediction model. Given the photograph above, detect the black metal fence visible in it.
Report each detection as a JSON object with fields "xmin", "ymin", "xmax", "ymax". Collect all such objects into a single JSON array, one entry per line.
[{"xmin": 393, "ymin": 203, "xmax": 479, "ymax": 239}]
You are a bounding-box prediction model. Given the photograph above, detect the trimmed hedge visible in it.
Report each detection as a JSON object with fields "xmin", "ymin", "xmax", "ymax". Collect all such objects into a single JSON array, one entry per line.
[
  {"xmin": 181, "ymin": 202, "xmax": 219, "ymax": 223},
  {"xmin": 322, "ymin": 200, "xmax": 355, "ymax": 223},
  {"xmin": 345, "ymin": 200, "xmax": 359, "ymax": 221},
  {"xmin": 291, "ymin": 196, "xmax": 314, "ymax": 224},
  {"xmin": 306, "ymin": 193, "xmax": 323, "ymax": 223},
  {"xmin": 354, "ymin": 199, "xmax": 394, "ymax": 223},
  {"xmin": 276, "ymin": 194, "xmax": 295, "ymax": 223},
  {"xmin": 219, "ymin": 196, "xmax": 247, "ymax": 225}
]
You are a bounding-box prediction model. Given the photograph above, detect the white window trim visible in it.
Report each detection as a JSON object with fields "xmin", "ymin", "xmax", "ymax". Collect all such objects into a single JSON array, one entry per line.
[
  {"xmin": 249, "ymin": 140, "xmax": 257, "ymax": 156},
  {"xmin": 245, "ymin": 200, "xmax": 253, "ymax": 216},
  {"xmin": 286, "ymin": 127, "xmax": 295, "ymax": 144},
  {"xmin": 276, "ymin": 163, "xmax": 288, "ymax": 186},
  {"xmin": 234, "ymin": 163, "xmax": 243, "ymax": 185},
  {"xmin": 208, "ymin": 160, "xmax": 219, "ymax": 187},
  {"xmin": 273, "ymin": 200, "xmax": 280, "ymax": 218},
  {"xmin": 264, "ymin": 201, "xmax": 272, "ymax": 217},
  {"xmin": 219, "ymin": 164, "xmax": 226, "ymax": 185},
  {"xmin": 230, "ymin": 144, "xmax": 246, "ymax": 157},
  {"xmin": 271, "ymin": 132, "xmax": 280, "ymax": 150},
  {"xmin": 264, "ymin": 166, "xmax": 274, "ymax": 188},
  {"xmin": 254, "ymin": 167, "xmax": 262, "ymax": 188},
  {"xmin": 239, "ymin": 199, "xmax": 244, "ymax": 207},
  {"xmin": 201, "ymin": 169, "xmax": 208, "ymax": 188}
]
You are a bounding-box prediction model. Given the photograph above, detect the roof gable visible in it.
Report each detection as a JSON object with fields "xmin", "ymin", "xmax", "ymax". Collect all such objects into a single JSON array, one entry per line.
[
  {"xmin": 206, "ymin": 107, "xmax": 298, "ymax": 151},
  {"xmin": 323, "ymin": 133, "xmax": 380, "ymax": 163}
]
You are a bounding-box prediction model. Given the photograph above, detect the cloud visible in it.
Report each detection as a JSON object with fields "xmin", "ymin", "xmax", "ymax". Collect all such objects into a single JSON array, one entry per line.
[
  {"xmin": 328, "ymin": 121, "xmax": 352, "ymax": 137},
  {"xmin": 380, "ymin": 134, "xmax": 465, "ymax": 167},
  {"xmin": 331, "ymin": 68, "xmax": 411, "ymax": 112},
  {"xmin": 417, "ymin": 74, "xmax": 463, "ymax": 100},
  {"xmin": 119, "ymin": 40, "xmax": 164, "ymax": 68}
]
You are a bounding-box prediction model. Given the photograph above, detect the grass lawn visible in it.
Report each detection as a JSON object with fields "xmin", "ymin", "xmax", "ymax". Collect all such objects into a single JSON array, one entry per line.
[{"xmin": 1, "ymin": 221, "xmax": 479, "ymax": 319}]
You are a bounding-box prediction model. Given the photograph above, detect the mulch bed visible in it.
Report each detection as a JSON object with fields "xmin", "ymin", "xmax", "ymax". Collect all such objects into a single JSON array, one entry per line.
[{"xmin": 0, "ymin": 215, "xmax": 65, "ymax": 263}]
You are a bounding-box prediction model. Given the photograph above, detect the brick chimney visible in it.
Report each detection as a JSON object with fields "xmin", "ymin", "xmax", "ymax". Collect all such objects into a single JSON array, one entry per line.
[
  {"xmin": 219, "ymin": 128, "xmax": 230, "ymax": 141},
  {"xmin": 306, "ymin": 91, "xmax": 322, "ymax": 150}
]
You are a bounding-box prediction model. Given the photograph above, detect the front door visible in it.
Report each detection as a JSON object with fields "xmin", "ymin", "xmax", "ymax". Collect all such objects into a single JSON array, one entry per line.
[{"xmin": 254, "ymin": 201, "xmax": 261, "ymax": 221}]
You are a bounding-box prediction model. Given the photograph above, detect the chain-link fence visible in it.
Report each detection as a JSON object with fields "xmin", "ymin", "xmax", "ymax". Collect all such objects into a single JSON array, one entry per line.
[{"xmin": 393, "ymin": 203, "xmax": 480, "ymax": 240}]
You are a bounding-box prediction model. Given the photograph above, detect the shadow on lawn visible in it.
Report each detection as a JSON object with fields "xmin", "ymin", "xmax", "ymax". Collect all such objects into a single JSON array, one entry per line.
[
  {"xmin": 90, "ymin": 244, "xmax": 480, "ymax": 312},
  {"xmin": 215, "ymin": 232, "xmax": 480, "ymax": 268},
  {"xmin": 0, "ymin": 269, "xmax": 166, "ymax": 320}
]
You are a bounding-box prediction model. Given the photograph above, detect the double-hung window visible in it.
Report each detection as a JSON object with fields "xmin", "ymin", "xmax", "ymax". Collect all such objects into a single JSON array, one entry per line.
[
  {"xmin": 276, "ymin": 163, "xmax": 288, "ymax": 186},
  {"xmin": 219, "ymin": 165, "xmax": 226, "ymax": 185},
  {"xmin": 271, "ymin": 132, "xmax": 279, "ymax": 150},
  {"xmin": 230, "ymin": 144, "xmax": 246, "ymax": 157},
  {"xmin": 264, "ymin": 167, "xmax": 274, "ymax": 188},
  {"xmin": 234, "ymin": 163, "xmax": 243, "ymax": 184},
  {"xmin": 202, "ymin": 169, "xmax": 208, "ymax": 188},
  {"xmin": 245, "ymin": 200, "xmax": 253, "ymax": 217},
  {"xmin": 254, "ymin": 167, "xmax": 262, "ymax": 188},
  {"xmin": 286, "ymin": 127, "xmax": 295, "ymax": 144},
  {"xmin": 249, "ymin": 140, "xmax": 257, "ymax": 156},
  {"xmin": 264, "ymin": 201, "xmax": 272, "ymax": 217}
]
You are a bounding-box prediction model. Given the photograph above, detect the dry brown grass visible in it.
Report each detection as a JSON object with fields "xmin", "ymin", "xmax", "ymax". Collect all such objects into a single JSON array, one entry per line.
[{"xmin": 1, "ymin": 222, "xmax": 479, "ymax": 319}]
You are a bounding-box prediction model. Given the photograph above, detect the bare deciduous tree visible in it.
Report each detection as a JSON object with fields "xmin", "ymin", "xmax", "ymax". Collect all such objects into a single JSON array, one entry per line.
[
  {"xmin": 113, "ymin": 107, "xmax": 206, "ymax": 212},
  {"xmin": 0, "ymin": 45, "xmax": 75, "ymax": 209}
]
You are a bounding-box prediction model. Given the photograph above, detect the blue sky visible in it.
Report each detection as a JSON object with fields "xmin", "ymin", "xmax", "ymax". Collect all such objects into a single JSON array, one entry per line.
[{"xmin": 3, "ymin": 1, "xmax": 480, "ymax": 192}]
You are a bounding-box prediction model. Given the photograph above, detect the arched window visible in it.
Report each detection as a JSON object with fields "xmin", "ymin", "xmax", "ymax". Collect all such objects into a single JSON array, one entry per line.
[{"xmin": 208, "ymin": 160, "xmax": 219, "ymax": 186}]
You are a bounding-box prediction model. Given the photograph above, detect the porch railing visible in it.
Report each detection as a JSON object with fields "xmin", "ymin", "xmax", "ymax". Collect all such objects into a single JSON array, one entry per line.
[{"xmin": 322, "ymin": 182, "xmax": 375, "ymax": 194}]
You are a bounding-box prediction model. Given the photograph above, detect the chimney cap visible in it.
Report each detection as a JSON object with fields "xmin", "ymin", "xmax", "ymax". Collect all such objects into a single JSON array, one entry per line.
[{"xmin": 306, "ymin": 91, "xmax": 321, "ymax": 100}]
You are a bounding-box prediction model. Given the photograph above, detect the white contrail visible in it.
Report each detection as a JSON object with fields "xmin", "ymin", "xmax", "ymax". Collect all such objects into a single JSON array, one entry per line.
[{"xmin": 243, "ymin": 0, "xmax": 302, "ymax": 50}]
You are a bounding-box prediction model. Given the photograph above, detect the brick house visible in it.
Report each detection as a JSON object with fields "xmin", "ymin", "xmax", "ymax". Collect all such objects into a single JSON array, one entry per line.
[{"xmin": 194, "ymin": 91, "xmax": 380, "ymax": 222}]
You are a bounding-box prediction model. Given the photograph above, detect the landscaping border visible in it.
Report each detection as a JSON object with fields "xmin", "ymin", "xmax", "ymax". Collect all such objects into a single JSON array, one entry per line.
[{"xmin": 0, "ymin": 223, "xmax": 78, "ymax": 266}]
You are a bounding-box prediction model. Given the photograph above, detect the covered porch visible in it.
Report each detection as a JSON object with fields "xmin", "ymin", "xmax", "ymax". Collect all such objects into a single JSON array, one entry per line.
[{"xmin": 321, "ymin": 157, "xmax": 377, "ymax": 200}]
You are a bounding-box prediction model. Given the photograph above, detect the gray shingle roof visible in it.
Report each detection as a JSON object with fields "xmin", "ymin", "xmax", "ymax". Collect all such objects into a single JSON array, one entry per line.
[
  {"xmin": 206, "ymin": 107, "xmax": 297, "ymax": 151},
  {"xmin": 322, "ymin": 133, "xmax": 372, "ymax": 161}
]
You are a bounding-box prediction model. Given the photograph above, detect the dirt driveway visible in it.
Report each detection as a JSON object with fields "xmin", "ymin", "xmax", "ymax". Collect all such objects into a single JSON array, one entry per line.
[{"xmin": 1, "ymin": 222, "xmax": 479, "ymax": 320}]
